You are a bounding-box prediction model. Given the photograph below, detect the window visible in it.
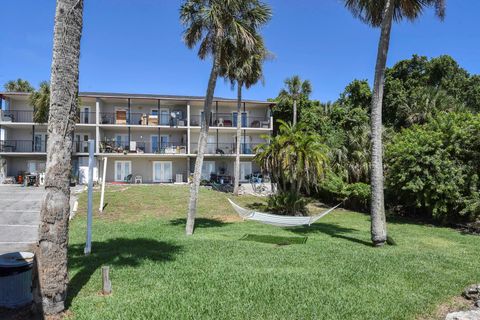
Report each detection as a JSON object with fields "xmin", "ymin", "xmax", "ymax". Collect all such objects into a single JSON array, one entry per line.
[
  {"xmin": 201, "ymin": 161, "xmax": 215, "ymax": 180},
  {"xmin": 239, "ymin": 162, "xmax": 252, "ymax": 181},
  {"xmin": 153, "ymin": 161, "xmax": 172, "ymax": 182},
  {"xmin": 75, "ymin": 134, "xmax": 89, "ymax": 153},
  {"xmin": 115, "ymin": 161, "xmax": 131, "ymax": 182},
  {"xmin": 27, "ymin": 160, "xmax": 46, "ymax": 173},
  {"xmin": 82, "ymin": 107, "xmax": 90, "ymax": 124},
  {"xmin": 151, "ymin": 135, "xmax": 159, "ymax": 153}
]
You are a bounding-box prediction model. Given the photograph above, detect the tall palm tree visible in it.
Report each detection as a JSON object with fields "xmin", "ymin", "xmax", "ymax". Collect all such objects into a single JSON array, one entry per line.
[
  {"xmin": 34, "ymin": 0, "xmax": 83, "ymax": 315},
  {"xmin": 344, "ymin": 0, "xmax": 446, "ymax": 246},
  {"xmin": 180, "ymin": 0, "xmax": 272, "ymax": 235},
  {"xmin": 222, "ymin": 37, "xmax": 269, "ymax": 196},
  {"xmin": 3, "ymin": 78, "xmax": 34, "ymax": 92},
  {"xmin": 29, "ymin": 81, "xmax": 50, "ymax": 123},
  {"xmin": 279, "ymin": 75, "xmax": 312, "ymax": 125},
  {"xmin": 255, "ymin": 120, "xmax": 329, "ymax": 208}
]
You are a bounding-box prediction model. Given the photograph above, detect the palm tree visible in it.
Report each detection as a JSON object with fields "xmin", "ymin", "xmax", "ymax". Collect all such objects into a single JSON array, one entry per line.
[
  {"xmin": 222, "ymin": 37, "xmax": 270, "ymax": 196},
  {"xmin": 3, "ymin": 78, "xmax": 34, "ymax": 92},
  {"xmin": 34, "ymin": 0, "xmax": 83, "ymax": 315},
  {"xmin": 344, "ymin": 0, "xmax": 446, "ymax": 246},
  {"xmin": 279, "ymin": 75, "xmax": 312, "ymax": 125},
  {"xmin": 180, "ymin": 0, "xmax": 272, "ymax": 235},
  {"xmin": 29, "ymin": 81, "xmax": 50, "ymax": 123},
  {"xmin": 255, "ymin": 120, "xmax": 329, "ymax": 201}
]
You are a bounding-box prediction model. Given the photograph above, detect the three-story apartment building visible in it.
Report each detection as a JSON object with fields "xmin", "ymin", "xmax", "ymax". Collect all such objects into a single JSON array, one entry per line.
[{"xmin": 0, "ymin": 92, "xmax": 273, "ymax": 184}]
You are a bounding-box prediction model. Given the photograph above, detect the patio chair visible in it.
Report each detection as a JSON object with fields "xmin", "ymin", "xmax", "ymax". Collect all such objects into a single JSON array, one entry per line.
[{"xmin": 124, "ymin": 174, "xmax": 133, "ymax": 184}]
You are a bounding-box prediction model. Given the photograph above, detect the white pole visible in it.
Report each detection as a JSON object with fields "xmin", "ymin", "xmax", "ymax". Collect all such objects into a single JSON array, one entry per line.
[
  {"xmin": 99, "ymin": 156, "xmax": 107, "ymax": 212},
  {"xmin": 84, "ymin": 139, "xmax": 95, "ymax": 255}
]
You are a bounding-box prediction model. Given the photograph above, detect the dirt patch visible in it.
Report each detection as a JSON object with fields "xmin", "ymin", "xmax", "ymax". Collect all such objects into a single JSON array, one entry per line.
[
  {"xmin": 418, "ymin": 296, "xmax": 474, "ymax": 320},
  {"xmin": 212, "ymin": 214, "xmax": 243, "ymax": 223}
]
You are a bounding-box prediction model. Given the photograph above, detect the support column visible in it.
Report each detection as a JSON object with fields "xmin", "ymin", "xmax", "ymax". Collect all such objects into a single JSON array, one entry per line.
[
  {"xmin": 0, "ymin": 156, "xmax": 6, "ymax": 184},
  {"xmin": 32, "ymin": 125, "xmax": 35, "ymax": 152},
  {"xmin": 96, "ymin": 98, "xmax": 100, "ymax": 154},
  {"xmin": 127, "ymin": 98, "xmax": 131, "ymax": 125},
  {"xmin": 187, "ymin": 103, "xmax": 191, "ymax": 154},
  {"xmin": 128, "ymin": 127, "xmax": 131, "ymax": 148}
]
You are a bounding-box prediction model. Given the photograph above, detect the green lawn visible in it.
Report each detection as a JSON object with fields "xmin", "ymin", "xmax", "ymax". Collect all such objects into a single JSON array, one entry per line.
[{"xmin": 67, "ymin": 185, "xmax": 480, "ymax": 319}]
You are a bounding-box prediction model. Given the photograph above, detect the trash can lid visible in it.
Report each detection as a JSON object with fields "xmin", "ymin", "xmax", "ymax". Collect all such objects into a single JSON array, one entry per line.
[{"xmin": 0, "ymin": 252, "xmax": 34, "ymax": 268}]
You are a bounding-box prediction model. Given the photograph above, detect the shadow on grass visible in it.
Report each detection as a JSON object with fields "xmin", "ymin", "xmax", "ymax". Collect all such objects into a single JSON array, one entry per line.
[
  {"xmin": 67, "ymin": 238, "xmax": 181, "ymax": 308},
  {"xmin": 169, "ymin": 218, "xmax": 230, "ymax": 229},
  {"xmin": 241, "ymin": 234, "xmax": 308, "ymax": 245},
  {"xmin": 290, "ymin": 223, "xmax": 373, "ymax": 247},
  {"xmin": 245, "ymin": 202, "xmax": 267, "ymax": 210}
]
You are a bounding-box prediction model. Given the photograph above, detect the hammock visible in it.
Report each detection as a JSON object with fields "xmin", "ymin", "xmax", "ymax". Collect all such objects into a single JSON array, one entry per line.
[{"xmin": 227, "ymin": 199, "xmax": 342, "ymax": 227}]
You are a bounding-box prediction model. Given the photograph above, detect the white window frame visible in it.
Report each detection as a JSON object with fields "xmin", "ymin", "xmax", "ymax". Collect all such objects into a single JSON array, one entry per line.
[
  {"xmin": 152, "ymin": 161, "xmax": 173, "ymax": 183},
  {"xmin": 81, "ymin": 106, "xmax": 91, "ymax": 124},
  {"xmin": 232, "ymin": 111, "xmax": 249, "ymax": 128},
  {"xmin": 114, "ymin": 160, "xmax": 132, "ymax": 182},
  {"xmin": 75, "ymin": 133, "xmax": 90, "ymax": 153}
]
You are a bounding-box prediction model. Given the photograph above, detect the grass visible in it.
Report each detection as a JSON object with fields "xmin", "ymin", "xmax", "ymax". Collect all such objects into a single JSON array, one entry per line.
[{"xmin": 67, "ymin": 185, "xmax": 480, "ymax": 319}]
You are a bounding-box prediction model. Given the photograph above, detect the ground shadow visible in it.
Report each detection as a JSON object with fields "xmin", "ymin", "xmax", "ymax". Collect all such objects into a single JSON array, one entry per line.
[
  {"xmin": 245, "ymin": 202, "xmax": 267, "ymax": 210},
  {"xmin": 240, "ymin": 234, "xmax": 308, "ymax": 245},
  {"xmin": 290, "ymin": 222, "xmax": 373, "ymax": 247},
  {"xmin": 169, "ymin": 218, "xmax": 230, "ymax": 229},
  {"xmin": 66, "ymin": 238, "xmax": 181, "ymax": 307}
]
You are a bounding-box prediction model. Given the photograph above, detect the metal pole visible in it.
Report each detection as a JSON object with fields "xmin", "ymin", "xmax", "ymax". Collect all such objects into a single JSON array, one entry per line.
[
  {"xmin": 84, "ymin": 139, "xmax": 94, "ymax": 255},
  {"xmin": 99, "ymin": 156, "xmax": 107, "ymax": 212}
]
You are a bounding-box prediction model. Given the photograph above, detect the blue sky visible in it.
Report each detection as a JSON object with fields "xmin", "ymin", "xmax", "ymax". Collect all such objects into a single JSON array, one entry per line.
[{"xmin": 1, "ymin": 1, "xmax": 479, "ymax": 102}]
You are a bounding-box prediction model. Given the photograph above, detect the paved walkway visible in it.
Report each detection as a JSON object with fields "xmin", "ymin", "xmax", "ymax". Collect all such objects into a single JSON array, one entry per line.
[{"xmin": 0, "ymin": 185, "xmax": 44, "ymax": 254}]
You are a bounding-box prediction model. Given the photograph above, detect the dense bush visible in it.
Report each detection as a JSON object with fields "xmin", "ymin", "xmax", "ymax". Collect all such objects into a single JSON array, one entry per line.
[
  {"xmin": 267, "ymin": 192, "xmax": 309, "ymax": 216},
  {"xmin": 317, "ymin": 171, "xmax": 371, "ymax": 212},
  {"xmin": 385, "ymin": 112, "xmax": 480, "ymax": 223}
]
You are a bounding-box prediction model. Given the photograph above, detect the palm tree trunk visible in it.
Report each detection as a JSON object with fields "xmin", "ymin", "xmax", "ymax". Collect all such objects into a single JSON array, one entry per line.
[
  {"xmin": 186, "ymin": 53, "xmax": 219, "ymax": 235},
  {"xmin": 293, "ymin": 99, "xmax": 297, "ymax": 125},
  {"xmin": 34, "ymin": 0, "xmax": 83, "ymax": 314},
  {"xmin": 233, "ymin": 82, "xmax": 243, "ymax": 196},
  {"xmin": 370, "ymin": 0, "xmax": 394, "ymax": 247}
]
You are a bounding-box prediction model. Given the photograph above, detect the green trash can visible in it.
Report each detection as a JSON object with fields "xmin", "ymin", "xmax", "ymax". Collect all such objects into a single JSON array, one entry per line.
[{"xmin": 0, "ymin": 252, "xmax": 34, "ymax": 308}]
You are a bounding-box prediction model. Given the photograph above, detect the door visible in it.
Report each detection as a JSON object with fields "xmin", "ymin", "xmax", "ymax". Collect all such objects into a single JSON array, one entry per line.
[
  {"xmin": 232, "ymin": 112, "xmax": 248, "ymax": 127},
  {"xmin": 115, "ymin": 161, "xmax": 131, "ymax": 182},
  {"xmin": 239, "ymin": 162, "xmax": 252, "ymax": 181},
  {"xmin": 151, "ymin": 135, "xmax": 159, "ymax": 153},
  {"xmin": 240, "ymin": 136, "xmax": 251, "ymax": 154},
  {"xmin": 75, "ymin": 134, "xmax": 89, "ymax": 153},
  {"xmin": 160, "ymin": 108, "xmax": 169, "ymax": 125},
  {"xmin": 34, "ymin": 133, "xmax": 46, "ymax": 152},
  {"xmin": 82, "ymin": 107, "xmax": 90, "ymax": 124},
  {"xmin": 153, "ymin": 161, "xmax": 172, "ymax": 182},
  {"xmin": 207, "ymin": 135, "xmax": 216, "ymax": 154},
  {"xmin": 115, "ymin": 134, "xmax": 128, "ymax": 149},
  {"xmin": 201, "ymin": 161, "xmax": 215, "ymax": 180}
]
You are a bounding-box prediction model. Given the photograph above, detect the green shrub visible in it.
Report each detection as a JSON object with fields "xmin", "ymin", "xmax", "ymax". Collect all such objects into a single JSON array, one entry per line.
[
  {"xmin": 267, "ymin": 192, "xmax": 309, "ymax": 216},
  {"xmin": 317, "ymin": 171, "xmax": 370, "ymax": 212},
  {"xmin": 385, "ymin": 112, "xmax": 480, "ymax": 223}
]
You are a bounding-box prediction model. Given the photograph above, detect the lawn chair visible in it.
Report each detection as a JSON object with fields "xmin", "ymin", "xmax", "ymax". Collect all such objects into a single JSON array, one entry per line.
[{"xmin": 124, "ymin": 174, "xmax": 133, "ymax": 184}]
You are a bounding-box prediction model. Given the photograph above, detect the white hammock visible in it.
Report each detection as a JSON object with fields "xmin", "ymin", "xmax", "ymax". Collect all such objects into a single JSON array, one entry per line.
[{"xmin": 228, "ymin": 199, "xmax": 342, "ymax": 227}]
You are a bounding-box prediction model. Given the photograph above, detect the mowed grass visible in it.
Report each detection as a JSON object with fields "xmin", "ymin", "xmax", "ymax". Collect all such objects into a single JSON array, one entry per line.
[{"xmin": 67, "ymin": 185, "xmax": 480, "ymax": 319}]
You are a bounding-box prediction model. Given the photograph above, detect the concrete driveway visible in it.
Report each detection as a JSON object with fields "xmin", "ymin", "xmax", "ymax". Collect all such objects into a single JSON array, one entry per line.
[{"xmin": 0, "ymin": 185, "xmax": 43, "ymax": 254}]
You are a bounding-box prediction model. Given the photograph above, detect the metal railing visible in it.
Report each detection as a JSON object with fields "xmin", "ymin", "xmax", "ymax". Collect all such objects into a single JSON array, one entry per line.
[
  {"xmin": 0, "ymin": 140, "xmax": 46, "ymax": 153},
  {"xmin": 77, "ymin": 111, "xmax": 96, "ymax": 124},
  {"xmin": 99, "ymin": 112, "xmax": 187, "ymax": 126},
  {"xmin": 1, "ymin": 110, "xmax": 34, "ymax": 123},
  {"xmin": 100, "ymin": 140, "xmax": 187, "ymax": 154},
  {"xmin": 190, "ymin": 143, "xmax": 259, "ymax": 155},
  {"xmin": 190, "ymin": 114, "xmax": 270, "ymax": 128}
]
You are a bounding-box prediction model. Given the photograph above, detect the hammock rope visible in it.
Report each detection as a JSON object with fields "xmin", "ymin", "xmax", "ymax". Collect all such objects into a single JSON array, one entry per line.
[{"xmin": 228, "ymin": 199, "xmax": 342, "ymax": 227}]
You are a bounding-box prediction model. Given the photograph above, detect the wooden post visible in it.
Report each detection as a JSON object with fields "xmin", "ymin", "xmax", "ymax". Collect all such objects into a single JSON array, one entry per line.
[{"xmin": 102, "ymin": 266, "xmax": 112, "ymax": 295}]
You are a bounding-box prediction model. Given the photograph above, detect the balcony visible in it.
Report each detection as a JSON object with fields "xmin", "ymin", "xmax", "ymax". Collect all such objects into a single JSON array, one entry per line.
[
  {"xmin": 100, "ymin": 140, "xmax": 187, "ymax": 155},
  {"xmin": 0, "ymin": 140, "xmax": 46, "ymax": 153},
  {"xmin": 190, "ymin": 113, "xmax": 270, "ymax": 128},
  {"xmin": 190, "ymin": 143, "xmax": 259, "ymax": 155},
  {"xmin": 0, "ymin": 110, "xmax": 96, "ymax": 124},
  {"xmin": 1, "ymin": 110, "xmax": 34, "ymax": 123},
  {"xmin": 99, "ymin": 111, "xmax": 187, "ymax": 127}
]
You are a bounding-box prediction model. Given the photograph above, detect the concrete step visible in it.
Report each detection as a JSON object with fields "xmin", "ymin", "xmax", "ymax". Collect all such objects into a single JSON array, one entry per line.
[
  {"xmin": 0, "ymin": 210, "xmax": 40, "ymax": 225},
  {"xmin": 0, "ymin": 243, "xmax": 36, "ymax": 255},
  {"xmin": 0, "ymin": 225, "xmax": 38, "ymax": 242},
  {"xmin": 0, "ymin": 201, "xmax": 42, "ymax": 211}
]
